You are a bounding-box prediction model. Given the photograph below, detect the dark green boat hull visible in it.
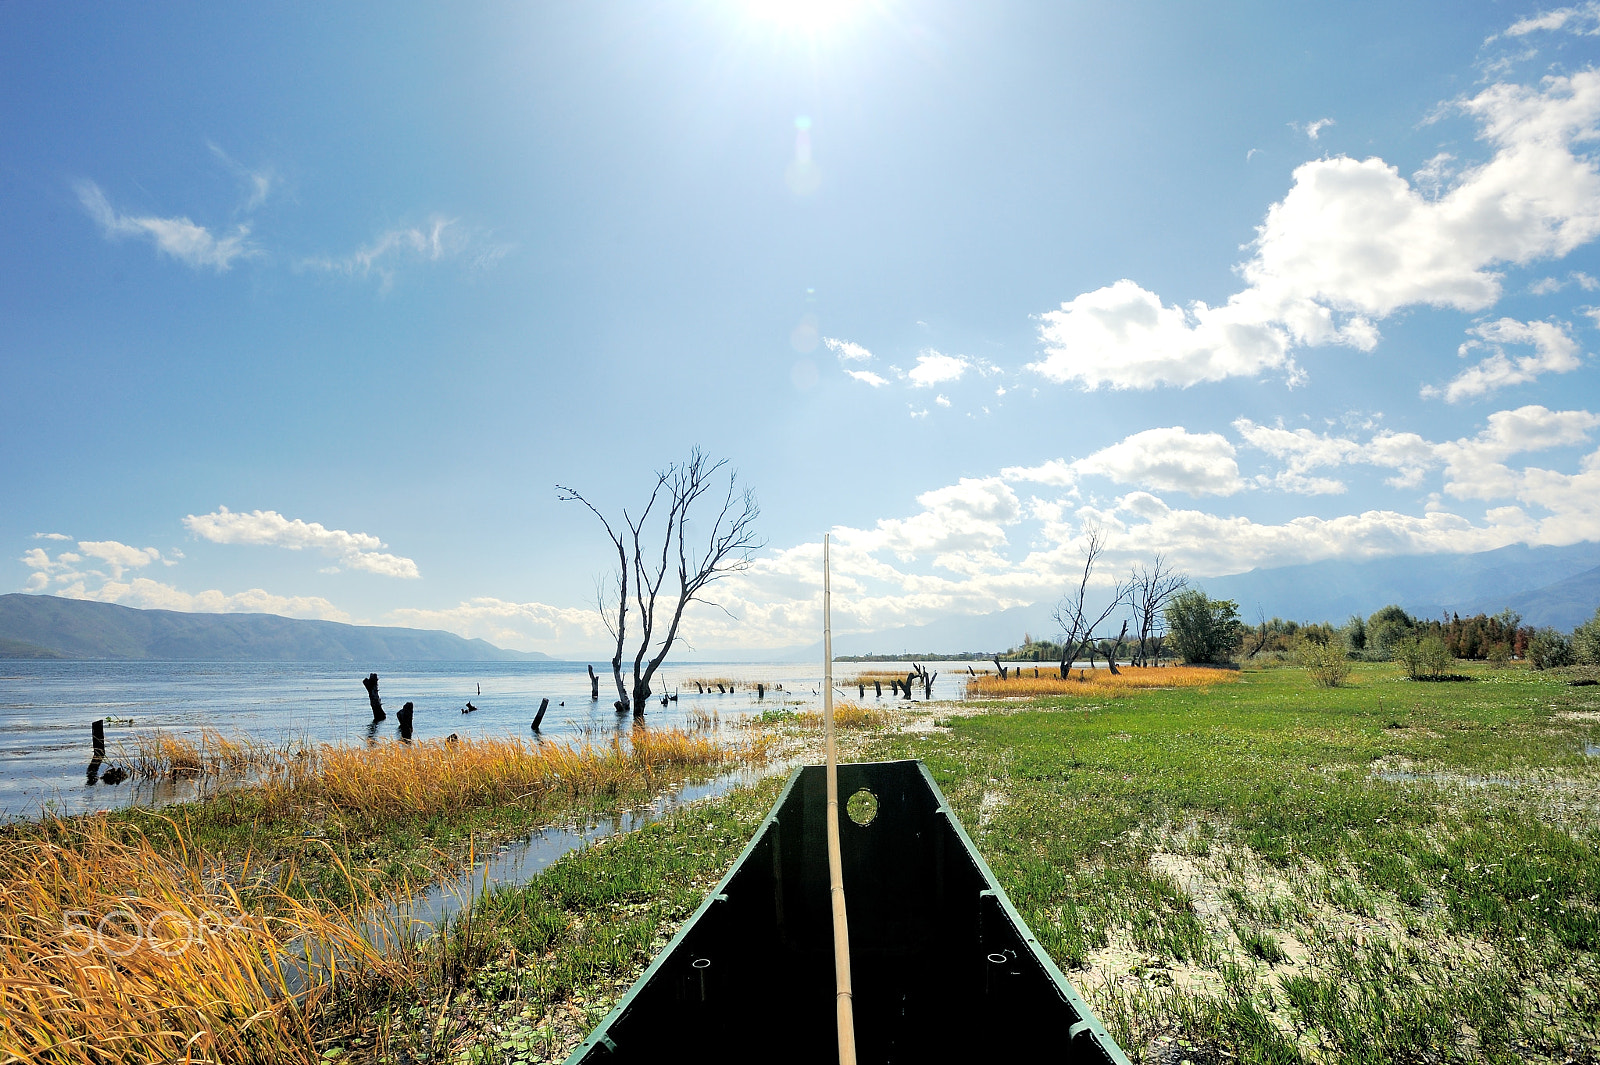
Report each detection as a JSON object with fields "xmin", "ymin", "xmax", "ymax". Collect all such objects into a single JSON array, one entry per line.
[{"xmin": 565, "ymin": 759, "xmax": 1131, "ymax": 1064}]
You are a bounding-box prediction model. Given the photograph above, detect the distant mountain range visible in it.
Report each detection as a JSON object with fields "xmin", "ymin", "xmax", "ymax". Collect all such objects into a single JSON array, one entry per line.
[
  {"xmin": 0, "ymin": 594, "xmax": 549, "ymax": 662},
  {"xmin": 1201, "ymin": 541, "xmax": 1600, "ymax": 631}
]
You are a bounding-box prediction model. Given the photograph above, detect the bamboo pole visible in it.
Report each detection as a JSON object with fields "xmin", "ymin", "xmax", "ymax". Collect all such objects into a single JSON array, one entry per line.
[{"xmin": 823, "ymin": 533, "xmax": 857, "ymax": 1065}]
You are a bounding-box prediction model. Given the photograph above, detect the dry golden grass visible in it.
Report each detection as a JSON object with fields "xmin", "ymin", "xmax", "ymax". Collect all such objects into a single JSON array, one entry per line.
[
  {"xmin": 795, "ymin": 701, "xmax": 889, "ymax": 729},
  {"xmin": 116, "ymin": 728, "xmax": 285, "ymax": 781},
  {"xmin": 682, "ymin": 676, "xmax": 746, "ymax": 691},
  {"xmin": 251, "ymin": 728, "xmax": 774, "ymax": 827},
  {"xmin": 964, "ymin": 665, "xmax": 1239, "ymax": 698},
  {"xmin": 842, "ymin": 669, "xmax": 917, "ymax": 684},
  {"xmin": 0, "ymin": 816, "xmax": 397, "ymax": 1065}
]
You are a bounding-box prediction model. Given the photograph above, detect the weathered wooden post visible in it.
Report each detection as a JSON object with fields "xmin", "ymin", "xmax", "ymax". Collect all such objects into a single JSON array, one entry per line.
[
  {"xmin": 992, "ymin": 657, "xmax": 1009, "ymax": 680},
  {"xmin": 903, "ymin": 672, "xmax": 916, "ymax": 700},
  {"xmin": 397, "ymin": 701, "xmax": 414, "ymax": 740},
  {"xmin": 874, "ymin": 679, "xmax": 882, "ymax": 698},
  {"xmin": 923, "ymin": 671, "xmax": 937, "ymax": 699},
  {"xmin": 757, "ymin": 683, "xmax": 765, "ymax": 699},
  {"xmin": 858, "ymin": 683, "xmax": 864, "ymax": 697},
  {"xmin": 717, "ymin": 683, "xmax": 726, "ymax": 694},
  {"xmin": 363, "ymin": 673, "xmax": 386, "ymax": 721},
  {"xmin": 696, "ymin": 681, "xmax": 704, "ymax": 694},
  {"xmin": 968, "ymin": 665, "xmax": 975, "ymax": 676},
  {"xmin": 588, "ymin": 665, "xmax": 600, "ymax": 700},
  {"xmin": 88, "ymin": 719, "xmax": 105, "ymax": 785},
  {"xmin": 532, "ymin": 697, "xmax": 550, "ymax": 731}
]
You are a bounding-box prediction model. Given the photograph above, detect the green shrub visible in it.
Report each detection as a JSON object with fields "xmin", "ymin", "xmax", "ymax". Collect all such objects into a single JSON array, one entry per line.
[
  {"xmin": 1394, "ymin": 634, "xmax": 1453, "ymax": 679},
  {"xmin": 1297, "ymin": 638, "xmax": 1352, "ymax": 688},
  {"xmin": 1528, "ymin": 628, "xmax": 1575, "ymax": 670},
  {"xmin": 1574, "ymin": 608, "xmax": 1600, "ymax": 666}
]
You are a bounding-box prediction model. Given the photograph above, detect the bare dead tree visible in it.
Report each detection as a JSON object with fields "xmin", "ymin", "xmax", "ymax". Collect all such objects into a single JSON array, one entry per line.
[
  {"xmin": 1126, "ymin": 554, "xmax": 1188, "ymax": 667},
  {"xmin": 1052, "ymin": 524, "xmax": 1130, "ymax": 678},
  {"xmin": 558, "ymin": 449, "xmax": 762, "ymax": 716}
]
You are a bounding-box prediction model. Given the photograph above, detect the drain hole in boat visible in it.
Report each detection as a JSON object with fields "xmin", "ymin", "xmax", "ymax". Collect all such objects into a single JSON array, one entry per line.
[{"xmin": 846, "ymin": 788, "xmax": 878, "ymax": 826}]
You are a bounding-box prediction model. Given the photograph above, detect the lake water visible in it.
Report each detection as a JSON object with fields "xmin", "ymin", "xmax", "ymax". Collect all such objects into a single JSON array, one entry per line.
[{"xmin": 0, "ymin": 658, "xmax": 978, "ymax": 818}]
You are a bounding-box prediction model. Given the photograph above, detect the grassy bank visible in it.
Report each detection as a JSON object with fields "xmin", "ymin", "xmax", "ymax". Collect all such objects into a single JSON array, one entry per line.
[
  {"xmin": 0, "ymin": 726, "xmax": 775, "ymax": 1064},
  {"xmin": 867, "ymin": 661, "xmax": 1600, "ymax": 1063},
  {"xmin": 332, "ymin": 664, "xmax": 1599, "ymax": 1063}
]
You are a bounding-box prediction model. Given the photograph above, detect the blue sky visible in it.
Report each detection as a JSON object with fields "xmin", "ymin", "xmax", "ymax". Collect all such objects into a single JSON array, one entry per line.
[{"xmin": 5, "ymin": 1, "xmax": 1600, "ymax": 655}]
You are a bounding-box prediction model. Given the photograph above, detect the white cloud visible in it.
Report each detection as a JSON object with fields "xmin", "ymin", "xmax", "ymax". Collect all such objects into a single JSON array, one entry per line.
[
  {"xmin": 76, "ymin": 540, "xmax": 163, "ymax": 578},
  {"xmin": 1000, "ymin": 459, "xmax": 1079, "ymax": 487},
  {"xmin": 52, "ymin": 576, "xmax": 349, "ymax": 621},
  {"xmin": 1075, "ymin": 427, "xmax": 1245, "ymax": 496},
  {"xmin": 76, "ymin": 181, "xmax": 252, "ymax": 271},
  {"xmin": 302, "ymin": 218, "xmax": 507, "ymax": 289},
  {"xmin": 206, "ymin": 141, "xmax": 277, "ymax": 211},
  {"xmin": 1499, "ymin": 2, "xmax": 1600, "ymax": 38},
  {"xmin": 1300, "ymin": 118, "xmax": 1336, "ymax": 140},
  {"xmin": 386, "ymin": 598, "xmax": 606, "ymax": 652},
  {"xmin": 1424, "ymin": 317, "xmax": 1583, "ymax": 401},
  {"xmin": 823, "ymin": 337, "xmax": 873, "ymax": 361},
  {"xmin": 32, "ymin": 532, "xmax": 72, "ymax": 541},
  {"xmin": 1032, "ymin": 69, "xmax": 1600, "ymax": 390},
  {"xmin": 845, "ymin": 369, "xmax": 889, "ymax": 387},
  {"xmin": 935, "ymin": 394, "xmax": 951, "ymax": 407},
  {"xmin": 907, "ymin": 351, "xmax": 969, "ymax": 387},
  {"xmin": 1031, "ymin": 278, "xmax": 1298, "ymax": 389},
  {"xmin": 183, "ymin": 506, "xmax": 420, "ymax": 578}
]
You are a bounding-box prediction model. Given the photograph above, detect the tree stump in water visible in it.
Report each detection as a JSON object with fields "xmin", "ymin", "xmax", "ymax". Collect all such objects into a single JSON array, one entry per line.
[
  {"xmin": 532, "ymin": 697, "xmax": 550, "ymax": 731},
  {"xmin": 874, "ymin": 679, "xmax": 882, "ymax": 698},
  {"xmin": 363, "ymin": 674, "xmax": 386, "ymax": 721},
  {"xmin": 588, "ymin": 665, "xmax": 600, "ymax": 700},
  {"xmin": 993, "ymin": 657, "xmax": 1009, "ymax": 680},
  {"xmin": 397, "ymin": 701, "xmax": 414, "ymax": 740}
]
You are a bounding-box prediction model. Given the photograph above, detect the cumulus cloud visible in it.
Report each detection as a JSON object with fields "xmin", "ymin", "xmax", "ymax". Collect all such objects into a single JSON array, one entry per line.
[
  {"xmin": 76, "ymin": 181, "xmax": 253, "ymax": 271},
  {"xmin": 1233, "ymin": 404, "xmax": 1599, "ymax": 498},
  {"xmin": 1424, "ymin": 317, "xmax": 1583, "ymax": 401},
  {"xmin": 53, "ymin": 576, "xmax": 347, "ymax": 621},
  {"xmin": 845, "ymin": 369, "xmax": 889, "ymax": 387},
  {"xmin": 1031, "ymin": 69, "xmax": 1600, "ymax": 389},
  {"xmin": 386, "ymin": 598, "xmax": 606, "ymax": 652},
  {"xmin": 1075, "ymin": 427, "xmax": 1245, "ymax": 496},
  {"xmin": 1032, "ymin": 279, "xmax": 1299, "ymax": 389},
  {"xmin": 1000, "ymin": 459, "xmax": 1079, "ymax": 487},
  {"xmin": 183, "ymin": 506, "xmax": 420, "ymax": 578},
  {"xmin": 907, "ymin": 351, "xmax": 969, "ymax": 387},
  {"xmin": 823, "ymin": 337, "xmax": 873, "ymax": 361}
]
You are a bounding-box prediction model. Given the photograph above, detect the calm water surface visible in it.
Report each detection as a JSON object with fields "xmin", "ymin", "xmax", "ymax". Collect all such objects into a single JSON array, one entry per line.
[{"xmin": 0, "ymin": 659, "xmax": 974, "ymax": 817}]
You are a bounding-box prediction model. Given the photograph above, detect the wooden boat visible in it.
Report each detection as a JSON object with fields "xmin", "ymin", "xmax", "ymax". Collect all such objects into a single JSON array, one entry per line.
[{"xmin": 564, "ymin": 758, "xmax": 1132, "ymax": 1064}]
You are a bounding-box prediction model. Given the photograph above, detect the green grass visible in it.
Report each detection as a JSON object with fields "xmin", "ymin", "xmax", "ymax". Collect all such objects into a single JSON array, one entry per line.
[
  {"xmin": 355, "ymin": 661, "xmax": 1598, "ymax": 1063},
  {"xmin": 856, "ymin": 661, "xmax": 1600, "ymax": 1063}
]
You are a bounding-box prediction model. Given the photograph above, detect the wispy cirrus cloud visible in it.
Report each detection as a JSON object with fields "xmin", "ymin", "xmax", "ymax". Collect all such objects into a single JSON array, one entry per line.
[
  {"xmin": 76, "ymin": 180, "xmax": 254, "ymax": 271},
  {"xmin": 182, "ymin": 506, "xmax": 420, "ymax": 578},
  {"xmin": 301, "ymin": 218, "xmax": 511, "ymax": 290}
]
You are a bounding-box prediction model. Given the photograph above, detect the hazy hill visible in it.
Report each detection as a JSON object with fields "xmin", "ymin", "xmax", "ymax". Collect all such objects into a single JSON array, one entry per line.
[
  {"xmin": 0, "ymin": 594, "xmax": 549, "ymax": 662},
  {"xmin": 1202, "ymin": 542, "xmax": 1600, "ymax": 629}
]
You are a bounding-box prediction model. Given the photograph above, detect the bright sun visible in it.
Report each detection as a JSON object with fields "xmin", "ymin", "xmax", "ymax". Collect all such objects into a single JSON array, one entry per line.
[{"xmin": 739, "ymin": 0, "xmax": 868, "ymax": 35}]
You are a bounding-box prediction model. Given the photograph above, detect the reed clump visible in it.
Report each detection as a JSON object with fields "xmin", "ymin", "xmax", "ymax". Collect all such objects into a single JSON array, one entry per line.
[
  {"xmin": 843, "ymin": 669, "xmax": 915, "ymax": 684},
  {"xmin": 251, "ymin": 729, "xmax": 773, "ymax": 829},
  {"xmin": 0, "ymin": 816, "xmax": 395, "ymax": 1065},
  {"xmin": 964, "ymin": 665, "xmax": 1239, "ymax": 698},
  {"xmin": 795, "ymin": 701, "xmax": 888, "ymax": 729},
  {"xmin": 116, "ymin": 728, "xmax": 286, "ymax": 781}
]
